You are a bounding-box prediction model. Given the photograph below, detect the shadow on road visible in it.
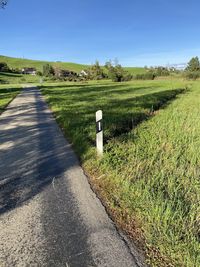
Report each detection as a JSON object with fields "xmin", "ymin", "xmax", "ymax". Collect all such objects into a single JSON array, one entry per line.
[{"xmin": 0, "ymin": 88, "xmax": 94, "ymax": 266}]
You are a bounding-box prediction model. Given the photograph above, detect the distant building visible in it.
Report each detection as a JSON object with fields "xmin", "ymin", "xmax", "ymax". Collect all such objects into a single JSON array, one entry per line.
[
  {"xmin": 79, "ymin": 70, "xmax": 89, "ymax": 77},
  {"xmin": 22, "ymin": 68, "xmax": 37, "ymax": 75},
  {"xmin": 166, "ymin": 63, "xmax": 187, "ymax": 71}
]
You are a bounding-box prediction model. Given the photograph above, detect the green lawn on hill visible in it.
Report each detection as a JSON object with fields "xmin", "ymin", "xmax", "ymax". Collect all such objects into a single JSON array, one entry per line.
[{"xmin": 0, "ymin": 55, "xmax": 89, "ymax": 73}]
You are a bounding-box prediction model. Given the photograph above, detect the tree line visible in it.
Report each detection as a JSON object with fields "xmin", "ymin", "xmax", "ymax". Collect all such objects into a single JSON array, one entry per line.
[
  {"xmin": 1, "ymin": 57, "xmax": 200, "ymax": 82},
  {"xmin": 0, "ymin": 0, "xmax": 8, "ymax": 9}
]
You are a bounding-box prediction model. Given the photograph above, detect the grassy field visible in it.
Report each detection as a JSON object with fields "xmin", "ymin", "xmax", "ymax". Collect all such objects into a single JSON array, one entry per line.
[
  {"xmin": 0, "ymin": 72, "xmax": 42, "ymax": 84},
  {"xmin": 41, "ymin": 79, "xmax": 199, "ymax": 267},
  {"xmin": 0, "ymin": 55, "xmax": 146, "ymax": 75},
  {"xmin": 0, "ymin": 84, "xmax": 22, "ymax": 113}
]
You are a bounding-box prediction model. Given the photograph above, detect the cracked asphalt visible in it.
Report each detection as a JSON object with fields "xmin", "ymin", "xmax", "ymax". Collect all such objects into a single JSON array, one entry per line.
[{"xmin": 0, "ymin": 87, "xmax": 144, "ymax": 267}]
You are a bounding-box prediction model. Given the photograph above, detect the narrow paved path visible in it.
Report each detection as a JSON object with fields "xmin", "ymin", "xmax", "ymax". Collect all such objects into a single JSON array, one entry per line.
[{"xmin": 0, "ymin": 87, "xmax": 143, "ymax": 267}]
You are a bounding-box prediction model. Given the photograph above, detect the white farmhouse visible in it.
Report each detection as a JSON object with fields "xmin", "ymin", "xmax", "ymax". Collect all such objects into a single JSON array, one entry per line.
[
  {"xmin": 22, "ymin": 68, "xmax": 37, "ymax": 75},
  {"xmin": 79, "ymin": 70, "xmax": 89, "ymax": 77}
]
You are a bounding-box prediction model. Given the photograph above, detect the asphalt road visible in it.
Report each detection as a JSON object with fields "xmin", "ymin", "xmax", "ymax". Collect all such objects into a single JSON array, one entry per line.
[{"xmin": 0, "ymin": 87, "xmax": 144, "ymax": 267}]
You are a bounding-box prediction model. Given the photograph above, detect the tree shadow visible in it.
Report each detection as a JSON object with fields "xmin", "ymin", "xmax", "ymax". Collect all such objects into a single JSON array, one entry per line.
[
  {"xmin": 0, "ymin": 87, "xmax": 21, "ymax": 95},
  {"xmin": 41, "ymin": 82, "xmax": 161, "ymax": 99},
  {"xmin": 0, "ymin": 87, "xmax": 187, "ymax": 214},
  {"xmin": 0, "ymin": 72, "xmax": 22, "ymax": 77},
  {"xmin": 0, "ymin": 87, "xmax": 95, "ymax": 265},
  {"xmin": 103, "ymin": 88, "xmax": 186, "ymax": 139},
  {"xmin": 0, "ymin": 90, "xmax": 75, "ymax": 214},
  {"xmin": 42, "ymin": 84, "xmax": 187, "ymax": 156}
]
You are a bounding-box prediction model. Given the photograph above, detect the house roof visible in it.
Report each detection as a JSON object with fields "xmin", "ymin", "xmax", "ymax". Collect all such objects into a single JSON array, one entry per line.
[{"xmin": 22, "ymin": 67, "xmax": 36, "ymax": 71}]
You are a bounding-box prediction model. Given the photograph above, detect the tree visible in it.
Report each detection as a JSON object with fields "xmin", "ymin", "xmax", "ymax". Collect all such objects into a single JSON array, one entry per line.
[
  {"xmin": 155, "ymin": 66, "xmax": 170, "ymax": 76},
  {"xmin": 105, "ymin": 60, "xmax": 112, "ymax": 70},
  {"xmin": 185, "ymin": 71, "xmax": 200, "ymax": 80},
  {"xmin": 0, "ymin": 62, "xmax": 9, "ymax": 72},
  {"xmin": 105, "ymin": 61, "xmax": 132, "ymax": 82},
  {"xmin": 186, "ymin": 56, "xmax": 200, "ymax": 72},
  {"xmin": 0, "ymin": 0, "xmax": 8, "ymax": 8},
  {"xmin": 109, "ymin": 64, "xmax": 124, "ymax": 82},
  {"xmin": 88, "ymin": 61, "xmax": 105, "ymax": 80},
  {"xmin": 43, "ymin": 64, "xmax": 54, "ymax": 77}
]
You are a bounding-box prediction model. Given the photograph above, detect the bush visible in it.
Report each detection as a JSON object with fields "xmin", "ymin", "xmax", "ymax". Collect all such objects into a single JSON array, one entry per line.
[
  {"xmin": 155, "ymin": 67, "xmax": 170, "ymax": 76},
  {"xmin": 121, "ymin": 73, "xmax": 132, "ymax": 81},
  {"xmin": 11, "ymin": 68, "xmax": 21, "ymax": 74},
  {"xmin": 134, "ymin": 72, "xmax": 156, "ymax": 80},
  {"xmin": 105, "ymin": 63, "xmax": 132, "ymax": 82},
  {"xmin": 36, "ymin": 71, "xmax": 43, "ymax": 76},
  {"xmin": 148, "ymin": 66, "xmax": 170, "ymax": 77},
  {"xmin": 87, "ymin": 61, "xmax": 105, "ymax": 80},
  {"xmin": 0, "ymin": 62, "xmax": 10, "ymax": 72},
  {"xmin": 43, "ymin": 64, "xmax": 54, "ymax": 77}
]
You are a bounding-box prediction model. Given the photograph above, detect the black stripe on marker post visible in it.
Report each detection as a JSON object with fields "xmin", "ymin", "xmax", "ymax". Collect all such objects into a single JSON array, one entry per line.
[{"xmin": 96, "ymin": 119, "xmax": 103, "ymax": 133}]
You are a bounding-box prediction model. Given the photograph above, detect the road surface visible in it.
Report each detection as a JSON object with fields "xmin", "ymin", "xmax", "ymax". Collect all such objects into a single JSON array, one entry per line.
[{"xmin": 0, "ymin": 87, "xmax": 144, "ymax": 267}]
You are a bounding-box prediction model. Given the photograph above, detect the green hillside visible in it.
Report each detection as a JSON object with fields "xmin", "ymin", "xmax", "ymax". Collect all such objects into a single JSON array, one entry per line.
[
  {"xmin": 0, "ymin": 55, "xmax": 89, "ymax": 73},
  {"xmin": 0, "ymin": 55, "xmax": 146, "ymax": 75}
]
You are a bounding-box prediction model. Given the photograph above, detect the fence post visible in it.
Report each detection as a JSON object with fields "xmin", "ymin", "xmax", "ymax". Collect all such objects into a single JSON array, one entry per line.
[{"xmin": 96, "ymin": 110, "xmax": 103, "ymax": 157}]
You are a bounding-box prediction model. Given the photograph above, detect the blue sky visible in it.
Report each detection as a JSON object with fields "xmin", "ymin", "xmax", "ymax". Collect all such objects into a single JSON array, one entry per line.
[{"xmin": 1, "ymin": 0, "xmax": 200, "ymax": 66}]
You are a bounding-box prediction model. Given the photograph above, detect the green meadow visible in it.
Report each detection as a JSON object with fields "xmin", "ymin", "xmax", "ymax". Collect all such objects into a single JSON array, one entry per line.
[
  {"xmin": 0, "ymin": 76, "xmax": 199, "ymax": 266},
  {"xmin": 0, "ymin": 71, "xmax": 41, "ymax": 84},
  {"xmin": 41, "ymin": 79, "xmax": 200, "ymax": 267}
]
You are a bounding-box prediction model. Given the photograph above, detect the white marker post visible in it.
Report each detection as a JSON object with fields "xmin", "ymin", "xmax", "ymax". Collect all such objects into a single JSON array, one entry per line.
[{"xmin": 96, "ymin": 110, "xmax": 103, "ymax": 157}]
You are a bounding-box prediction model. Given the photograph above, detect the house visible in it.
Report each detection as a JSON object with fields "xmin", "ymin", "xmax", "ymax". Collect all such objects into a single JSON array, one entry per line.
[
  {"xmin": 79, "ymin": 70, "xmax": 89, "ymax": 77},
  {"xmin": 22, "ymin": 68, "xmax": 37, "ymax": 75}
]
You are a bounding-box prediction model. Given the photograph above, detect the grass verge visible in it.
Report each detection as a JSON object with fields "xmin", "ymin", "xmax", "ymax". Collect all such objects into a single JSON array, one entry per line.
[
  {"xmin": 41, "ymin": 80, "xmax": 199, "ymax": 266},
  {"xmin": 0, "ymin": 85, "xmax": 22, "ymax": 114}
]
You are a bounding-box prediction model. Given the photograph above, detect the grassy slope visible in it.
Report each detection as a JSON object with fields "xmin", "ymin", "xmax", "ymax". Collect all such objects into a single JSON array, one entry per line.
[
  {"xmin": 41, "ymin": 80, "xmax": 199, "ymax": 266},
  {"xmin": 0, "ymin": 55, "xmax": 146, "ymax": 75},
  {"xmin": 0, "ymin": 55, "xmax": 88, "ymax": 73},
  {"xmin": 0, "ymin": 84, "xmax": 22, "ymax": 113},
  {"xmin": 97, "ymin": 82, "xmax": 200, "ymax": 267},
  {"xmin": 0, "ymin": 72, "xmax": 41, "ymax": 84}
]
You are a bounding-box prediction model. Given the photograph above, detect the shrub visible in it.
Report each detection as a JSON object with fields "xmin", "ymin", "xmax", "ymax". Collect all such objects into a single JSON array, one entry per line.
[
  {"xmin": 11, "ymin": 68, "xmax": 21, "ymax": 74},
  {"xmin": 87, "ymin": 61, "xmax": 105, "ymax": 80},
  {"xmin": 36, "ymin": 71, "xmax": 43, "ymax": 76},
  {"xmin": 0, "ymin": 62, "xmax": 10, "ymax": 72},
  {"xmin": 43, "ymin": 64, "xmax": 54, "ymax": 77},
  {"xmin": 155, "ymin": 67, "xmax": 170, "ymax": 76},
  {"xmin": 105, "ymin": 62, "xmax": 132, "ymax": 82},
  {"xmin": 148, "ymin": 66, "xmax": 170, "ymax": 77},
  {"xmin": 134, "ymin": 72, "xmax": 156, "ymax": 80},
  {"xmin": 184, "ymin": 71, "xmax": 200, "ymax": 80},
  {"xmin": 122, "ymin": 73, "xmax": 132, "ymax": 81}
]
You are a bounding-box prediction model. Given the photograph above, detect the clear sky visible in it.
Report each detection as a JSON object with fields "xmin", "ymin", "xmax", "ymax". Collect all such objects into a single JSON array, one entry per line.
[{"xmin": 1, "ymin": 0, "xmax": 200, "ymax": 66}]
